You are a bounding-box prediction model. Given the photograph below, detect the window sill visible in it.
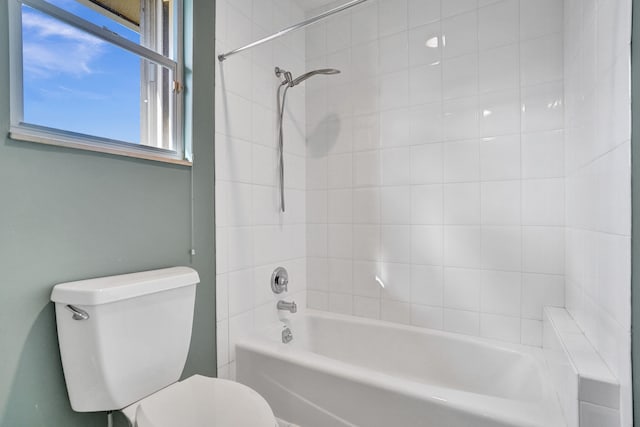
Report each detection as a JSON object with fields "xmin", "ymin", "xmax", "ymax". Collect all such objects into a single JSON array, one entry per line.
[{"xmin": 9, "ymin": 125, "xmax": 192, "ymax": 167}]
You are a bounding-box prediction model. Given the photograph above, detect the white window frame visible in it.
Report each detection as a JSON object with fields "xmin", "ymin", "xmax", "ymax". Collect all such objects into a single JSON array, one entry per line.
[{"xmin": 7, "ymin": 0, "xmax": 189, "ymax": 165}]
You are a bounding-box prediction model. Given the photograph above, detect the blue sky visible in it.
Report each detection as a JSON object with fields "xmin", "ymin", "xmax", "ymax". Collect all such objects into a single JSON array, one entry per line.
[{"xmin": 22, "ymin": 0, "xmax": 143, "ymax": 144}]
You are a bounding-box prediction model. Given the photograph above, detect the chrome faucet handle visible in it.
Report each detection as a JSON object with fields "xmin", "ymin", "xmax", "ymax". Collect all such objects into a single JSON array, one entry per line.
[
  {"xmin": 282, "ymin": 326, "xmax": 293, "ymax": 344},
  {"xmin": 271, "ymin": 267, "xmax": 289, "ymax": 294}
]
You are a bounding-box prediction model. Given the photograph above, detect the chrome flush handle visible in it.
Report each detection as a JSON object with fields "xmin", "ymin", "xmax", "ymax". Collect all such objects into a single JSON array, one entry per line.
[{"xmin": 65, "ymin": 305, "xmax": 90, "ymax": 321}]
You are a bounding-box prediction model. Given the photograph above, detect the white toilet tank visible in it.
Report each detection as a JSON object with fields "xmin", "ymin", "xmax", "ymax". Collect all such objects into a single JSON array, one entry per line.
[{"xmin": 51, "ymin": 267, "xmax": 200, "ymax": 412}]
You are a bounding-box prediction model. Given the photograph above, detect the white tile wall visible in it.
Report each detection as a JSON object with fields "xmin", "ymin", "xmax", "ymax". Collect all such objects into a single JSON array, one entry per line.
[
  {"xmin": 215, "ymin": 0, "xmax": 308, "ymax": 379},
  {"xmin": 305, "ymin": 0, "xmax": 565, "ymax": 347},
  {"xmin": 563, "ymin": 0, "xmax": 632, "ymax": 425},
  {"xmin": 214, "ymin": 2, "xmax": 632, "ymax": 424}
]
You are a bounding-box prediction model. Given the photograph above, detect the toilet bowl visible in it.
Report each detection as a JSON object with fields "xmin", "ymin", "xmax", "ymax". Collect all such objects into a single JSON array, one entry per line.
[{"xmin": 122, "ymin": 375, "xmax": 277, "ymax": 427}]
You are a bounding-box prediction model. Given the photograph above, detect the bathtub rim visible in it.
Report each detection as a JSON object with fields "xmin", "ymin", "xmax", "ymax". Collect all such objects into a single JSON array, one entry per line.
[{"xmin": 254, "ymin": 309, "xmax": 546, "ymax": 360}]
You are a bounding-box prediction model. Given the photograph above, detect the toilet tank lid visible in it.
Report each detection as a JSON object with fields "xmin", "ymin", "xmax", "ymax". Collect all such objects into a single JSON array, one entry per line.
[{"xmin": 51, "ymin": 267, "xmax": 200, "ymax": 306}]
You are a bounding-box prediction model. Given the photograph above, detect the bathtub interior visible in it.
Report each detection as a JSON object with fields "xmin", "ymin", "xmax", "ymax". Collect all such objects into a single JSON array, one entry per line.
[{"xmin": 262, "ymin": 312, "xmax": 549, "ymax": 402}]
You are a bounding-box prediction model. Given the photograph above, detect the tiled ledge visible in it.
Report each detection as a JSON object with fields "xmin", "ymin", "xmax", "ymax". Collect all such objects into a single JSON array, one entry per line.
[{"xmin": 543, "ymin": 307, "xmax": 620, "ymax": 427}]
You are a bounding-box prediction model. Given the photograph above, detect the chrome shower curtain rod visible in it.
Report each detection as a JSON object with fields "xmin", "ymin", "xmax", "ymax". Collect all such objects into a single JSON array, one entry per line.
[{"xmin": 217, "ymin": 0, "xmax": 370, "ymax": 62}]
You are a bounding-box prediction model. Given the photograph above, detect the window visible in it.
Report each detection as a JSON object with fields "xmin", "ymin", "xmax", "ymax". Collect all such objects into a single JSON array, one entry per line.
[{"xmin": 8, "ymin": 0, "xmax": 188, "ymax": 164}]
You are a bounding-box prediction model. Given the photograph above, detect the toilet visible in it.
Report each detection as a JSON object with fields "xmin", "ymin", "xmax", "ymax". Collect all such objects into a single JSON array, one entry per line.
[{"xmin": 50, "ymin": 266, "xmax": 277, "ymax": 427}]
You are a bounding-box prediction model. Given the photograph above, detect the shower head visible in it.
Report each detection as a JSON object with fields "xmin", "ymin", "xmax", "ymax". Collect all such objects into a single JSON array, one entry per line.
[
  {"xmin": 275, "ymin": 67, "xmax": 340, "ymax": 88},
  {"xmin": 275, "ymin": 66, "xmax": 293, "ymax": 85},
  {"xmin": 290, "ymin": 68, "xmax": 340, "ymax": 87}
]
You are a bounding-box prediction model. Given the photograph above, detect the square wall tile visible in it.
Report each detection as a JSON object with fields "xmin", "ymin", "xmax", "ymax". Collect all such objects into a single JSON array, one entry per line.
[
  {"xmin": 481, "ymin": 181, "xmax": 521, "ymax": 225},
  {"xmin": 329, "ymin": 293, "xmax": 354, "ymax": 315},
  {"xmin": 521, "ymin": 273, "xmax": 564, "ymax": 319},
  {"xmin": 480, "ymin": 135, "xmax": 521, "ymax": 181},
  {"xmin": 308, "ymin": 290, "xmax": 329, "ymax": 310},
  {"xmin": 329, "ymin": 258, "xmax": 353, "ymax": 294},
  {"xmin": 521, "ymin": 83, "xmax": 564, "ymax": 133},
  {"xmin": 444, "ymin": 308, "xmax": 480, "ymax": 335},
  {"xmin": 328, "ymin": 189, "xmax": 353, "ymax": 224},
  {"xmin": 408, "ymin": 0, "xmax": 440, "ymax": 28},
  {"xmin": 481, "ymin": 226, "xmax": 522, "ymax": 271},
  {"xmin": 412, "ymin": 185, "xmax": 444, "ymax": 224},
  {"xmin": 328, "ymin": 154, "xmax": 353, "ymax": 189},
  {"xmin": 354, "ymin": 296, "xmax": 381, "ymax": 319},
  {"xmin": 380, "ymin": 262, "xmax": 411, "ymax": 302},
  {"xmin": 409, "ymin": 62, "xmax": 443, "ymax": 105},
  {"xmin": 478, "ymin": 0, "xmax": 519, "ymax": 49},
  {"xmin": 353, "ymin": 261, "xmax": 382, "ymax": 298},
  {"xmin": 480, "ymin": 313, "xmax": 520, "ymax": 343},
  {"xmin": 520, "ymin": 0, "xmax": 563, "ymax": 40},
  {"xmin": 411, "ymin": 143, "xmax": 444, "ymax": 184},
  {"xmin": 380, "ymin": 109, "xmax": 412, "ymax": 147},
  {"xmin": 353, "ymin": 188, "xmax": 381, "ymax": 224},
  {"xmin": 382, "ymin": 148, "xmax": 412, "ymax": 185},
  {"xmin": 380, "ymin": 70, "xmax": 410, "ymax": 110},
  {"xmin": 444, "ymin": 140, "xmax": 480, "ymax": 182},
  {"xmin": 444, "ymin": 183, "xmax": 481, "ymax": 224},
  {"xmin": 444, "ymin": 226, "xmax": 482, "ymax": 268},
  {"xmin": 411, "ymin": 265, "xmax": 444, "ymax": 306},
  {"xmin": 479, "ymin": 43, "xmax": 520, "ymax": 93},
  {"xmin": 522, "ymin": 179, "xmax": 564, "ymax": 226},
  {"xmin": 381, "ymin": 186, "xmax": 412, "ymax": 224},
  {"xmin": 307, "ymin": 257, "xmax": 329, "ymax": 291},
  {"xmin": 444, "ymin": 267, "xmax": 481, "ymax": 311},
  {"xmin": 444, "ymin": 97, "xmax": 480, "ymax": 141},
  {"xmin": 521, "ymin": 319, "xmax": 542, "ymax": 346},
  {"xmin": 353, "ymin": 225, "xmax": 381, "ymax": 261},
  {"xmin": 228, "ymin": 269, "xmax": 255, "ymax": 316},
  {"xmin": 409, "ymin": 23, "xmax": 442, "ymax": 67},
  {"xmin": 520, "ymin": 34, "xmax": 563, "ymax": 86},
  {"xmin": 522, "ymin": 130, "xmax": 564, "ymax": 178},
  {"xmin": 379, "ymin": 32, "xmax": 409, "ymax": 74},
  {"xmin": 442, "ymin": 11, "xmax": 478, "ymax": 58},
  {"xmin": 480, "ymin": 270, "xmax": 521, "ymax": 316},
  {"xmin": 411, "ymin": 305, "xmax": 443, "ymax": 329},
  {"xmin": 523, "ymin": 226, "xmax": 565, "ymax": 274},
  {"xmin": 442, "ymin": 0, "xmax": 477, "ymax": 18},
  {"xmin": 381, "ymin": 225, "xmax": 412, "ymax": 262},
  {"xmin": 479, "ymin": 89, "xmax": 521, "ymax": 137},
  {"xmin": 378, "ymin": 0, "xmax": 408, "ymax": 37},
  {"xmin": 351, "ymin": 2, "xmax": 378, "ymax": 45},
  {"xmin": 381, "ymin": 300, "xmax": 411, "ymax": 324},
  {"xmin": 443, "ymin": 54, "xmax": 479, "ymax": 100},
  {"xmin": 328, "ymin": 224, "xmax": 353, "ymax": 258},
  {"xmin": 326, "ymin": 12, "xmax": 351, "ymax": 53},
  {"xmin": 411, "ymin": 225, "xmax": 444, "ymax": 265},
  {"xmin": 410, "ymin": 103, "xmax": 445, "ymax": 144},
  {"xmin": 353, "ymin": 150, "xmax": 381, "ymax": 187}
]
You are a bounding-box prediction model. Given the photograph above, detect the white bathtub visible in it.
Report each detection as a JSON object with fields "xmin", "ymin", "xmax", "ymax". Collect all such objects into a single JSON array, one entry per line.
[{"xmin": 236, "ymin": 310, "xmax": 566, "ymax": 427}]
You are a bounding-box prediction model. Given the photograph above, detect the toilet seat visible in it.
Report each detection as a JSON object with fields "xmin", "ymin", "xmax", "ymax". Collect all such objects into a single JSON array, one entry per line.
[{"xmin": 121, "ymin": 375, "xmax": 277, "ymax": 427}]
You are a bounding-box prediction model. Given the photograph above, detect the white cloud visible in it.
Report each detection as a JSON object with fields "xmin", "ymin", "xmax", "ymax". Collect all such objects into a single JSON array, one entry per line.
[
  {"xmin": 22, "ymin": 10, "xmax": 106, "ymax": 78},
  {"xmin": 38, "ymin": 85, "xmax": 109, "ymax": 101}
]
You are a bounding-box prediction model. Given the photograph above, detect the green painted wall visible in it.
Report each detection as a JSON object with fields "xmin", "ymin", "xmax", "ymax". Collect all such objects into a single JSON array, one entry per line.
[
  {"xmin": 0, "ymin": 0, "xmax": 216, "ymax": 426},
  {"xmin": 633, "ymin": 0, "xmax": 639, "ymax": 421}
]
